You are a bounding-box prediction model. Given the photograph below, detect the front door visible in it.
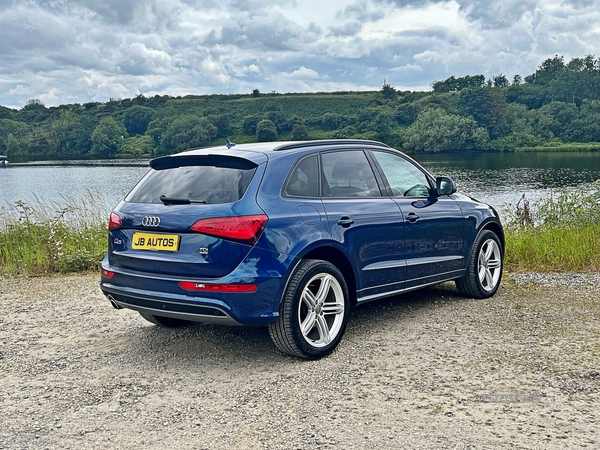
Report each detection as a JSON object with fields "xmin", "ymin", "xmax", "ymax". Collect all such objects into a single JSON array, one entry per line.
[{"xmin": 370, "ymin": 150, "xmax": 464, "ymax": 289}]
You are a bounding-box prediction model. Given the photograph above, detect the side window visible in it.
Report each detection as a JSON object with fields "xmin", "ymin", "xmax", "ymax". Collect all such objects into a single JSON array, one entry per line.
[
  {"xmin": 283, "ymin": 155, "xmax": 320, "ymax": 197},
  {"xmin": 321, "ymin": 151, "xmax": 381, "ymax": 198},
  {"xmin": 372, "ymin": 151, "xmax": 431, "ymax": 197}
]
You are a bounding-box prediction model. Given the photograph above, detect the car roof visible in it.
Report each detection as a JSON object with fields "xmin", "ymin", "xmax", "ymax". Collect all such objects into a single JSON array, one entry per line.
[{"xmin": 167, "ymin": 139, "xmax": 392, "ymax": 164}]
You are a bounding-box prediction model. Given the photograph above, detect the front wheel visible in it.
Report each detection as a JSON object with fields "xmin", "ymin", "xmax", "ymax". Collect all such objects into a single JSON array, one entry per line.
[
  {"xmin": 456, "ymin": 230, "xmax": 503, "ymax": 298},
  {"xmin": 269, "ymin": 260, "xmax": 350, "ymax": 359}
]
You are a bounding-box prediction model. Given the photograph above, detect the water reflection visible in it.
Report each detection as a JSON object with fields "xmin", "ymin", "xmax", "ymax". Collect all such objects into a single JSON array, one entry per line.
[
  {"xmin": 1, "ymin": 153, "xmax": 599, "ymax": 215},
  {"xmin": 417, "ymin": 152, "xmax": 600, "ymax": 210},
  {"xmin": 0, "ymin": 160, "xmax": 150, "ymax": 211}
]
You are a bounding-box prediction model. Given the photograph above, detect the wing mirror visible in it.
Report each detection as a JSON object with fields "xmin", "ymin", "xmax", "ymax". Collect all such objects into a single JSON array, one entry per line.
[{"xmin": 435, "ymin": 176, "xmax": 456, "ymax": 196}]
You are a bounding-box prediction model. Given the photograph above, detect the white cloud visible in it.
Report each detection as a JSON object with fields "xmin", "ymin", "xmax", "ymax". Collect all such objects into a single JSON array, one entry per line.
[
  {"xmin": 390, "ymin": 63, "xmax": 424, "ymax": 73},
  {"xmin": 1, "ymin": 0, "xmax": 600, "ymax": 107}
]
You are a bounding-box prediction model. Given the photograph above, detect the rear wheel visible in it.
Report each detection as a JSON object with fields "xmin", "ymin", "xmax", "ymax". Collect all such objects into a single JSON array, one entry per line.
[
  {"xmin": 269, "ymin": 260, "xmax": 350, "ymax": 359},
  {"xmin": 456, "ymin": 230, "xmax": 503, "ymax": 298},
  {"xmin": 138, "ymin": 312, "xmax": 191, "ymax": 327}
]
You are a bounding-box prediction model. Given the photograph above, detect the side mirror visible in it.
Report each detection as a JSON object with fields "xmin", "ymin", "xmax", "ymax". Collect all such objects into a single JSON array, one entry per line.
[{"xmin": 436, "ymin": 176, "xmax": 456, "ymax": 196}]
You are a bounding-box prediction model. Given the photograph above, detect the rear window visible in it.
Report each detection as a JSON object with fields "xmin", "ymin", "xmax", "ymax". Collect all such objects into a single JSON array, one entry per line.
[{"xmin": 126, "ymin": 163, "xmax": 257, "ymax": 205}]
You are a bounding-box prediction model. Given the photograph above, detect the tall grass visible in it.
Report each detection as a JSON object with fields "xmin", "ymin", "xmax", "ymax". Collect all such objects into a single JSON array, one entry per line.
[
  {"xmin": 504, "ymin": 181, "xmax": 600, "ymax": 272},
  {"xmin": 2, "ymin": 183, "xmax": 599, "ymax": 276},
  {"xmin": 0, "ymin": 192, "xmax": 108, "ymax": 275}
]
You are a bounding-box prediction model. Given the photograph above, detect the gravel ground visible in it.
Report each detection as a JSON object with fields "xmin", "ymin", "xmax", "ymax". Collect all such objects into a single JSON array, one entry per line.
[{"xmin": 1, "ymin": 273, "xmax": 599, "ymax": 449}]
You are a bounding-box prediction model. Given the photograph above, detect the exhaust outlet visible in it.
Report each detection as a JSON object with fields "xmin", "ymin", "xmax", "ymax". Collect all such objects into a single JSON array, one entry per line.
[{"xmin": 107, "ymin": 295, "xmax": 122, "ymax": 310}]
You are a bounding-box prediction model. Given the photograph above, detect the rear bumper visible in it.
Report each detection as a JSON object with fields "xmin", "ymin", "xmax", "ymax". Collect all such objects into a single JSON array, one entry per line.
[
  {"xmin": 103, "ymin": 286, "xmax": 242, "ymax": 326},
  {"xmin": 100, "ymin": 250, "xmax": 297, "ymax": 327}
]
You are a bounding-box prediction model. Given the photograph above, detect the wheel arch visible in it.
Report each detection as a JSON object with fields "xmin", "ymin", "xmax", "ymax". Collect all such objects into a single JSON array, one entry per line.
[
  {"xmin": 480, "ymin": 219, "xmax": 505, "ymax": 251},
  {"xmin": 299, "ymin": 245, "xmax": 358, "ymax": 307}
]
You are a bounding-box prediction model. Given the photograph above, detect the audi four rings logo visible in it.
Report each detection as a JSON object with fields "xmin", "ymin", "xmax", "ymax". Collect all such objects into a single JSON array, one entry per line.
[{"xmin": 142, "ymin": 216, "xmax": 161, "ymax": 227}]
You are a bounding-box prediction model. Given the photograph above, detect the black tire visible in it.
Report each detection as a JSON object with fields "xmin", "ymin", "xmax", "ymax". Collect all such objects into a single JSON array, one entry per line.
[
  {"xmin": 456, "ymin": 229, "xmax": 503, "ymax": 298},
  {"xmin": 268, "ymin": 259, "xmax": 350, "ymax": 359},
  {"xmin": 138, "ymin": 312, "xmax": 191, "ymax": 328}
]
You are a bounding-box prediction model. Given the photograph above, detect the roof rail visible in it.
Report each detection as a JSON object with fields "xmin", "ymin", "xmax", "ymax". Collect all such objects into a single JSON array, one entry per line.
[{"xmin": 273, "ymin": 139, "xmax": 391, "ymax": 152}]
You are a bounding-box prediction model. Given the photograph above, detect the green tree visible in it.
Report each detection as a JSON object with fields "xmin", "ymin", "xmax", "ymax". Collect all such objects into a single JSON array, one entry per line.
[
  {"xmin": 146, "ymin": 116, "xmax": 170, "ymax": 148},
  {"xmin": 459, "ymin": 87, "xmax": 508, "ymax": 139},
  {"xmin": 207, "ymin": 113, "xmax": 232, "ymax": 138},
  {"xmin": 493, "ymin": 74, "xmax": 509, "ymax": 88},
  {"xmin": 51, "ymin": 110, "xmax": 92, "ymax": 154},
  {"xmin": 28, "ymin": 127, "xmax": 58, "ymax": 156},
  {"xmin": 380, "ymin": 80, "xmax": 396, "ymax": 99},
  {"xmin": 5, "ymin": 133, "xmax": 28, "ymax": 157},
  {"xmin": 374, "ymin": 112, "xmax": 393, "ymax": 141},
  {"xmin": 320, "ymin": 112, "xmax": 343, "ymax": 130},
  {"xmin": 530, "ymin": 55, "xmax": 566, "ymax": 85},
  {"xmin": 402, "ymin": 108, "xmax": 489, "ymax": 152},
  {"xmin": 252, "ymin": 88, "xmax": 260, "ymax": 97},
  {"xmin": 123, "ymin": 106, "xmax": 155, "ymax": 135},
  {"xmin": 18, "ymin": 98, "xmax": 52, "ymax": 124},
  {"xmin": 0, "ymin": 119, "xmax": 29, "ymax": 154},
  {"xmin": 291, "ymin": 123, "xmax": 309, "ymax": 140},
  {"xmin": 256, "ymin": 119, "xmax": 278, "ymax": 142},
  {"xmin": 242, "ymin": 115, "xmax": 262, "ymax": 135},
  {"xmin": 159, "ymin": 116, "xmax": 218, "ymax": 154},
  {"xmin": 537, "ymin": 101, "xmax": 580, "ymax": 139},
  {"xmin": 394, "ymin": 103, "xmax": 419, "ymax": 126},
  {"xmin": 564, "ymin": 100, "xmax": 600, "ymax": 142},
  {"xmin": 263, "ymin": 104, "xmax": 287, "ymax": 132},
  {"xmin": 432, "ymin": 75, "xmax": 485, "ymax": 93},
  {"xmin": 91, "ymin": 116, "xmax": 126, "ymax": 157}
]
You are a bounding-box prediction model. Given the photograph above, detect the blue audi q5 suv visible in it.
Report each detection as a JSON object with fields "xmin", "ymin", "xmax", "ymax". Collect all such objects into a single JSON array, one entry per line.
[{"xmin": 100, "ymin": 139, "xmax": 504, "ymax": 359}]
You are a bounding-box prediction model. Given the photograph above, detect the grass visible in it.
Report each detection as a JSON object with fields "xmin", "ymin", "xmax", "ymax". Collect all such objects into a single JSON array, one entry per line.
[
  {"xmin": 0, "ymin": 192, "xmax": 108, "ymax": 275},
  {"xmin": 505, "ymin": 225, "xmax": 600, "ymax": 272},
  {"xmin": 515, "ymin": 142, "xmax": 600, "ymax": 152},
  {"xmin": 503, "ymin": 181, "xmax": 600, "ymax": 272},
  {"xmin": 1, "ymin": 183, "xmax": 599, "ymax": 276}
]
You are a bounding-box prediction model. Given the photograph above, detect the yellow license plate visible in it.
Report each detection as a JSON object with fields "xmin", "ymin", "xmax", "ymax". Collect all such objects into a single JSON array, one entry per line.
[{"xmin": 132, "ymin": 233, "xmax": 181, "ymax": 252}]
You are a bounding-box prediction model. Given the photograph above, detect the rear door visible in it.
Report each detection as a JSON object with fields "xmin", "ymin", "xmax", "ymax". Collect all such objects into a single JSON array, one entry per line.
[{"xmin": 320, "ymin": 150, "xmax": 406, "ymax": 300}]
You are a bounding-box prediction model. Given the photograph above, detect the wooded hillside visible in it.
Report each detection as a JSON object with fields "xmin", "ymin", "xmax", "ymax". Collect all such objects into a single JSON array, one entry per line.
[{"xmin": 2, "ymin": 54, "xmax": 600, "ymax": 160}]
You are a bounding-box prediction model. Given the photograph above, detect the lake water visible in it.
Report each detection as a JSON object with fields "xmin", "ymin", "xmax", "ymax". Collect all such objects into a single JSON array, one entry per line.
[{"xmin": 1, "ymin": 152, "xmax": 599, "ymax": 218}]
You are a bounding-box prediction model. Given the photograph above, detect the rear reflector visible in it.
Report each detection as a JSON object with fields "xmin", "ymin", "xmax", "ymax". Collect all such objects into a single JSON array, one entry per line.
[
  {"xmin": 101, "ymin": 269, "xmax": 115, "ymax": 279},
  {"xmin": 108, "ymin": 213, "xmax": 122, "ymax": 230},
  {"xmin": 179, "ymin": 282, "xmax": 257, "ymax": 293},
  {"xmin": 190, "ymin": 215, "xmax": 268, "ymax": 245}
]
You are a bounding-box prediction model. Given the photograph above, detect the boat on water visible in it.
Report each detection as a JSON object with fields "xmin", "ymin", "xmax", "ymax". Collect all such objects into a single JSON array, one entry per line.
[{"xmin": 0, "ymin": 155, "xmax": 7, "ymax": 167}]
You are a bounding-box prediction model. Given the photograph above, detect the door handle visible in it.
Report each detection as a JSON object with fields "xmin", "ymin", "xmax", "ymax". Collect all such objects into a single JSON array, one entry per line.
[
  {"xmin": 337, "ymin": 217, "xmax": 354, "ymax": 227},
  {"xmin": 406, "ymin": 212, "xmax": 419, "ymax": 223}
]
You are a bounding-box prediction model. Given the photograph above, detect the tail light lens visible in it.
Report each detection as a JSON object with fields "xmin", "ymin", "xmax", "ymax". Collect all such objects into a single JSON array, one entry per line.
[
  {"xmin": 179, "ymin": 282, "xmax": 257, "ymax": 293},
  {"xmin": 109, "ymin": 213, "xmax": 122, "ymax": 230},
  {"xmin": 190, "ymin": 215, "xmax": 268, "ymax": 245},
  {"xmin": 101, "ymin": 268, "xmax": 115, "ymax": 279}
]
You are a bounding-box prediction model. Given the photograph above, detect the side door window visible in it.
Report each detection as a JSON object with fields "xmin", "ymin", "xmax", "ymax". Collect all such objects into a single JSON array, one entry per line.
[
  {"xmin": 283, "ymin": 155, "xmax": 320, "ymax": 198},
  {"xmin": 371, "ymin": 151, "xmax": 431, "ymax": 197},
  {"xmin": 321, "ymin": 151, "xmax": 382, "ymax": 197}
]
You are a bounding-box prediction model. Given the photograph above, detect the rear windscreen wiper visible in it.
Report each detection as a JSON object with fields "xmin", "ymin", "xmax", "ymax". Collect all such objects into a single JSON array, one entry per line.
[{"xmin": 159, "ymin": 195, "xmax": 206, "ymax": 205}]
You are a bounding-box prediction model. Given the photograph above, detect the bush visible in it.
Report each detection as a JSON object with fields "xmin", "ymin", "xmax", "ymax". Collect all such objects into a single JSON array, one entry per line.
[{"xmin": 256, "ymin": 119, "xmax": 278, "ymax": 142}]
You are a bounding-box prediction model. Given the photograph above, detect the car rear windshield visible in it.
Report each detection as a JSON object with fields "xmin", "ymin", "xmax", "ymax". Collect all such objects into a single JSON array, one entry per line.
[{"xmin": 125, "ymin": 159, "xmax": 258, "ymax": 205}]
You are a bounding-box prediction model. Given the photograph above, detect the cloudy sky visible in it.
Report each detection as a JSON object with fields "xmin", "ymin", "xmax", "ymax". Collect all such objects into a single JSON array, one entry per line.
[{"xmin": 1, "ymin": 0, "xmax": 599, "ymax": 109}]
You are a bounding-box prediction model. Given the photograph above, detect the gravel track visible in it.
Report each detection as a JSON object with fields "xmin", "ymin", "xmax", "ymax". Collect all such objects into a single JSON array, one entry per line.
[{"xmin": 1, "ymin": 273, "xmax": 599, "ymax": 449}]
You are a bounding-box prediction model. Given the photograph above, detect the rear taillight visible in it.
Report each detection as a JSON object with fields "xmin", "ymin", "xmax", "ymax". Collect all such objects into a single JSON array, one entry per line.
[
  {"xmin": 101, "ymin": 268, "xmax": 115, "ymax": 279},
  {"xmin": 108, "ymin": 213, "xmax": 122, "ymax": 230},
  {"xmin": 179, "ymin": 282, "xmax": 257, "ymax": 293},
  {"xmin": 190, "ymin": 215, "xmax": 268, "ymax": 245}
]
